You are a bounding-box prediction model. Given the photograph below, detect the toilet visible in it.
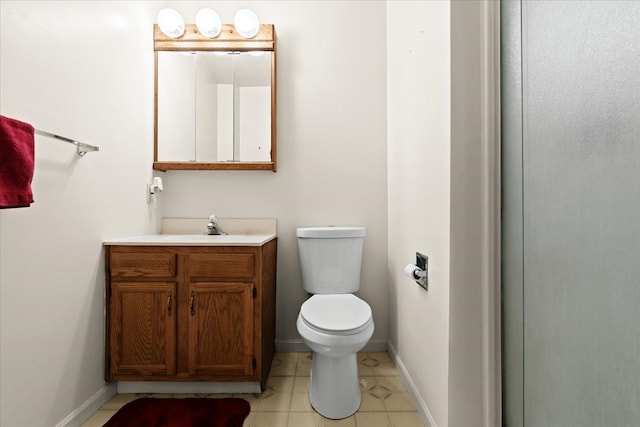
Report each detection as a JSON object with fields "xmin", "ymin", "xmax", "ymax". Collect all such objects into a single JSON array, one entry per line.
[{"xmin": 295, "ymin": 226, "xmax": 374, "ymax": 419}]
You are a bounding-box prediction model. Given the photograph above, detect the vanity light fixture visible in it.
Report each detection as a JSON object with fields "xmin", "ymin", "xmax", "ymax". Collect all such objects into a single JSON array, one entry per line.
[
  {"xmin": 195, "ymin": 8, "xmax": 222, "ymax": 38},
  {"xmin": 156, "ymin": 8, "xmax": 261, "ymax": 40},
  {"xmin": 157, "ymin": 8, "xmax": 185, "ymax": 38}
]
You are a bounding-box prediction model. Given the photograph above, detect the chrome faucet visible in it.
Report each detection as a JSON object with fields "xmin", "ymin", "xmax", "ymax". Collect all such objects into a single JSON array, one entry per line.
[{"xmin": 206, "ymin": 214, "xmax": 227, "ymax": 235}]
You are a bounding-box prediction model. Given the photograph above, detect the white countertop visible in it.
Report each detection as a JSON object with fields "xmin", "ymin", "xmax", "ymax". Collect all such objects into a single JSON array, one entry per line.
[
  {"xmin": 104, "ymin": 218, "xmax": 277, "ymax": 246},
  {"xmin": 103, "ymin": 234, "xmax": 276, "ymax": 247}
]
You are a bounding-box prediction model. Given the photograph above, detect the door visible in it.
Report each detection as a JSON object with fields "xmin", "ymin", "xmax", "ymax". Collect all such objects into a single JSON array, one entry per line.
[
  {"xmin": 187, "ymin": 282, "xmax": 254, "ymax": 376},
  {"xmin": 502, "ymin": 1, "xmax": 640, "ymax": 426},
  {"xmin": 109, "ymin": 282, "xmax": 177, "ymax": 378}
]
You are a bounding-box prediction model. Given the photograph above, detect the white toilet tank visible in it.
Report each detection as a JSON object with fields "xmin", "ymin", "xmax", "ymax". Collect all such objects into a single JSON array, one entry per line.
[{"xmin": 297, "ymin": 227, "xmax": 366, "ymax": 294}]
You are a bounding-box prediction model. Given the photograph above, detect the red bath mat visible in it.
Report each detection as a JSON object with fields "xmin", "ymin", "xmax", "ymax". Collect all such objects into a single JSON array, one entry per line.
[{"xmin": 103, "ymin": 397, "xmax": 250, "ymax": 427}]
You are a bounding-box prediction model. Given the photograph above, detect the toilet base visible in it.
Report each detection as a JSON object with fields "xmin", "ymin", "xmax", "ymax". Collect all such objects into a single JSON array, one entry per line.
[{"xmin": 309, "ymin": 353, "xmax": 361, "ymax": 419}]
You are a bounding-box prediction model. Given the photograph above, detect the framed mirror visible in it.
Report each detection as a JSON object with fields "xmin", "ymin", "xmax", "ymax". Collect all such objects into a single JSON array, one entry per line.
[{"xmin": 153, "ymin": 23, "xmax": 277, "ymax": 171}]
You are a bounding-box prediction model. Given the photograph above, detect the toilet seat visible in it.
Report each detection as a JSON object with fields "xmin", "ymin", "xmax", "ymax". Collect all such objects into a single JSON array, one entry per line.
[{"xmin": 300, "ymin": 294, "xmax": 372, "ymax": 335}]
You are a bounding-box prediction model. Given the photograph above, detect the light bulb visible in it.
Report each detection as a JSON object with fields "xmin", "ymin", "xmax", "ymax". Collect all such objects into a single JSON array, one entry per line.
[
  {"xmin": 195, "ymin": 8, "xmax": 222, "ymax": 38},
  {"xmin": 157, "ymin": 8, "xmax": 185, "ymax": 38},
  {"xmin": 234, "ymin": 9, "xmax": 260, "ymax": 39}
]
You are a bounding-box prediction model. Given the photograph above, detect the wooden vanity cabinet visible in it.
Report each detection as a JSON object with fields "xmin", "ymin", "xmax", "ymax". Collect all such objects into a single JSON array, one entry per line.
[{"xmin": 105, "ymin": 240, "xmax": 276, "ymax": 389}]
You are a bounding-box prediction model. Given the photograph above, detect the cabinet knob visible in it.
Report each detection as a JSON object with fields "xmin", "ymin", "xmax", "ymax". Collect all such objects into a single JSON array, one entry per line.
[
  {"xmin": 190, "ymin": 291, "xmax": 195, "ymax": 316},
  {"xmin": 167, "ymin": 291, "xmax": 172, "ymax": 316}
]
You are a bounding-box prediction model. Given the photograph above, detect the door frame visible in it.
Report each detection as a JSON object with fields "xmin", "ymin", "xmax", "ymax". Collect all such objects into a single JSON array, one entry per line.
[{"xmin": 483, "ymin": 1, "xmax": 502, "ymax": 426}]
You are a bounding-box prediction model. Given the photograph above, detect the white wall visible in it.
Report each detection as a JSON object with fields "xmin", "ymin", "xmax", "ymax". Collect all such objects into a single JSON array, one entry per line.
[
  {"xmin": 387, "ymin": 2, "xmax": 451, "ymax": 426},
  {"xmin": 0, "ymin": 2, "xmax": 162, "ymax": 426},
  {"xmin": 160, "ymin": 1, "xmax": 389, "ymax": 351}
]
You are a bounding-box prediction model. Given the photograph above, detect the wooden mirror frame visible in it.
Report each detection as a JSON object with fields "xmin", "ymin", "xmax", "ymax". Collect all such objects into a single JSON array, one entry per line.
[{"xmin": 153, "ymin": 23, "xmax": 277, "ymax": 172}]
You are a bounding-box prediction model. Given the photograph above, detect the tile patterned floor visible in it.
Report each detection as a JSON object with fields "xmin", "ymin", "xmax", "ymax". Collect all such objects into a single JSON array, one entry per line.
[{"xmin": 82, "ymin": 352, "xmax": 425, "ymax": 427}]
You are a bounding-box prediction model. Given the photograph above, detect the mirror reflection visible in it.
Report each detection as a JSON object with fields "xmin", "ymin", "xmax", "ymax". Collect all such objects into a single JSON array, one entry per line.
[{"xmin": 157, "ymin": 50, "xmax": 272, "ymax": 163}]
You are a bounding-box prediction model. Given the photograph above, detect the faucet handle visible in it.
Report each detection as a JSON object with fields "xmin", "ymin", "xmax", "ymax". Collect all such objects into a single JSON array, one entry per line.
[{"xmin": 208, "ymin": 214, "xmax": 217, "ymax": 222}]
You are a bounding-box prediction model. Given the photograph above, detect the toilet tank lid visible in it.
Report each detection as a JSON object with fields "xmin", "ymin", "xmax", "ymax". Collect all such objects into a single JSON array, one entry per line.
[{"xmin": 297, "ymin": 227, "xmax": 366, "ymax": 238}]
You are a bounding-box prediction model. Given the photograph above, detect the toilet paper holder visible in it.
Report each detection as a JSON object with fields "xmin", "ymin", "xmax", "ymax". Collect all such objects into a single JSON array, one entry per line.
[{"xmin": 405, "ymin": 252, "xmax": 428, "ymax": 290}]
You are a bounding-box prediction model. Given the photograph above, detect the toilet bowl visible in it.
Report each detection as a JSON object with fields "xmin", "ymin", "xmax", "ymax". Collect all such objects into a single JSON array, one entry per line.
[{"xmin": 296, "ymin": 294, "xmax": 374, "ymax": 419}]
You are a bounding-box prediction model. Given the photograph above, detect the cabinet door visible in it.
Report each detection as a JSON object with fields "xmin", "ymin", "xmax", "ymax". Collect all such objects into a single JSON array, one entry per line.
[
  {"xmin": 109, "ymin": 282, "xmax": 177, "ymax": 378},
  {"xmin": 188, "ymin": 282, "xmax": 254, "ymax": 376}
]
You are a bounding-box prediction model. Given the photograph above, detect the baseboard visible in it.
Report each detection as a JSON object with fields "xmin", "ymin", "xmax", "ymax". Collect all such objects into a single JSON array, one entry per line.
[
  {"xmin": 388, "ymin": 341, "xmax": 438, "ymax": 427},
  {"xmin": 55, "ymin": 382, "xmax": 117, "ymax": 427},
  {"xmin": 275, "ymin": 338, "xmax": 388, "ymax": 353}
]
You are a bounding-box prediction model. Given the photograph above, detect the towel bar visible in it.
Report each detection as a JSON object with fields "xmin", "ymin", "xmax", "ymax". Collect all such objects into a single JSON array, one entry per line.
[{"xmin": 35, "ymin": 129, "xmax": 99, "ymax": 156}]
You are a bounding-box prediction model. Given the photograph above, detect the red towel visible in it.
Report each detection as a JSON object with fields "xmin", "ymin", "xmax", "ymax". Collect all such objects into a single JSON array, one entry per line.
[{"xmin": 0, "ymin": 115, "xmax": 35, "ymax": 208}]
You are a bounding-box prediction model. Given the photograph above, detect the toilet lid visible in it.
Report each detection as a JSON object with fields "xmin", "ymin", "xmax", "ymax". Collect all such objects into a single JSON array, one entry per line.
[{"xmin": 300, "ymin": 294, "xmax": 372, "ymax": 332}]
